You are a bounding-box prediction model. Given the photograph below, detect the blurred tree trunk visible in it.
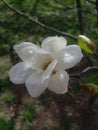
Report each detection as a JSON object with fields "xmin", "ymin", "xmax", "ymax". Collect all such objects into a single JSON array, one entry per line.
[
  {"xmin": 32, "ymin": 0, "xmax": 39, "ymax": 15},
  {"xmin": 96, "ymin": 0, "xmax": 98, "ymax": 23},
  {"xmin": 76, "ymin": 0, "xmax": 84, "ymax": 34}
]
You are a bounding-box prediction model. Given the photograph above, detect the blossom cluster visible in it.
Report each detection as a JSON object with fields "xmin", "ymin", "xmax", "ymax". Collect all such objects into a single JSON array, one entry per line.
[{"xmin": 9, "ymin": 36, "xmax": 83, "ymax": 97}]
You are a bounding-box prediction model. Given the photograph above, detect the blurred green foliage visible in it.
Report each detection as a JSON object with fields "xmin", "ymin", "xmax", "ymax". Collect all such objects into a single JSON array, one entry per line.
[
  {"xmin": 0, "ymin": 0, "xmax": 98, "ymax": 54},
  {"xmin": 0, "ymin": 63, "xmax": 11, "ymax": 75},
  {"xmin": 2, "ymin": 91, "xmax": 17, "ymax": 104},
  {"xmin": 0, "ymin": 78, "xmax": 11, "ymax": 91},
  {"xmin": 0, "ymin": 117, "xmax": 13, "ymax": 130},
  {"xmin": 26, "ymin": 121, "xmax": 34, "ymax": 130},
  {"xmin": 0, "ymin": 44, "xmax": 10, "ymax": 56},
  {"xmin": 80, "ymin": 71, "xmax": 98, "ymax": 85},
  {"xmin": 21, "ymin": 101, "xmax": 36, "ymax": 121}
]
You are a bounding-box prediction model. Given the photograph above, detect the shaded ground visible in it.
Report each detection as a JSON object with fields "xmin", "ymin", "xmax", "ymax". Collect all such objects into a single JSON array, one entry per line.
[{"xmin": 0, "ymin": 55, "xmax": 98, "ymax": 130}]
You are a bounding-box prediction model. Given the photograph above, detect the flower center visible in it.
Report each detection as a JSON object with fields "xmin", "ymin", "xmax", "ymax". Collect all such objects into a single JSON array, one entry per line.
[
  {"xmin": 35, "ymin": 53, "xmax": 54, "ymax": 72},
  {"xmin": 42, "ymin": 60, "xmax": 52, "ymax": 70},
  {"xmin": 52, "ymin": 70, "xmax": 56, "ymax": 75}
]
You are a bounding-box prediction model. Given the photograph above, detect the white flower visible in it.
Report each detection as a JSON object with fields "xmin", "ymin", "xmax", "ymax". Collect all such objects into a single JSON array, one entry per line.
[{"xmin": 9, "ymin": 36, "xmax": 83, "ymax": 97}]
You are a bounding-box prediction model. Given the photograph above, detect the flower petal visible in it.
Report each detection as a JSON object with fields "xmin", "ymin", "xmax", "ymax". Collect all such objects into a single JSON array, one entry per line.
[
  {"xmin": 56, "ymin": 45, "xmax": 83, "ymax": 70},
  {"xmin": 34, "ymin": 48, "xmax": 51, "ymax": 54},
  {"xmin": 9, "ymin": 62, "xmax": 33, "ymax": 84},
  {"xmin": 25, "ymin": 72, "xmax": 49, "ymax": 97},
  {"xmin": 48, "ymin": 71, "xmax": 69, "ymax": 94},
  {"xmin": 14, "ymin": 42, "xmax": 39, "ymax": 62},
  {"xmin": 42, "ymin": 36, "xmax": 67, "ymax": 54}
]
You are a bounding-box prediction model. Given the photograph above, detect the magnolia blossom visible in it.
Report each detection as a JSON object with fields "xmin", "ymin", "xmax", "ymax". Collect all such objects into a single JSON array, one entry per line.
[{"xmin": 9, "ymin": 36, "xmax": 83, "ymax": 97}]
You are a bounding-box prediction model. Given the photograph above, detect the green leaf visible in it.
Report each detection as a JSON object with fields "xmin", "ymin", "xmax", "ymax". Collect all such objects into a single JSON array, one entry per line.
[{"xmin": 78, "ymin": 35, "xmax": 96, "ymax": 54}]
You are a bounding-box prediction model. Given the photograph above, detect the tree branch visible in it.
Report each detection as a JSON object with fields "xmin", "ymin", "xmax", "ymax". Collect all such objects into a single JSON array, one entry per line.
[{"xmin": 2, "ymin": 0, "xmax": 77, "ymax": 40}]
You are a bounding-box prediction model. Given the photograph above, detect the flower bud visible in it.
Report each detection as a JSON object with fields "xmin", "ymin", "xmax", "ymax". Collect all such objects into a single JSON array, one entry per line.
[{"xmin": 78, "ymin": 35, "xmax": 96, "ymax": 54}]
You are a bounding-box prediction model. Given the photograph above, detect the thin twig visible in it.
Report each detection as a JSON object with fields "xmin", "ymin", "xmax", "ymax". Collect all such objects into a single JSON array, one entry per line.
[
  {"xmin": 2, "ymin": 0, "xmax": 77, "ymax": 40},
  {"xmin": 55, "ymin": 0, "xmax": 98, "ymax": 17},
  {"xmin": 0, "ymin": 13, "xmax": 17, "ymax": 22},
  {"xmin": 86, "ymin": 0, "xmax": 95, "ymax": 4},
  {"xmin": 55, "ymin": 0, "xmax": 73, "ymax": 10},
  {"xmin": 70, "ymin": 66, "xmax": 98, "ymax": 78}
]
